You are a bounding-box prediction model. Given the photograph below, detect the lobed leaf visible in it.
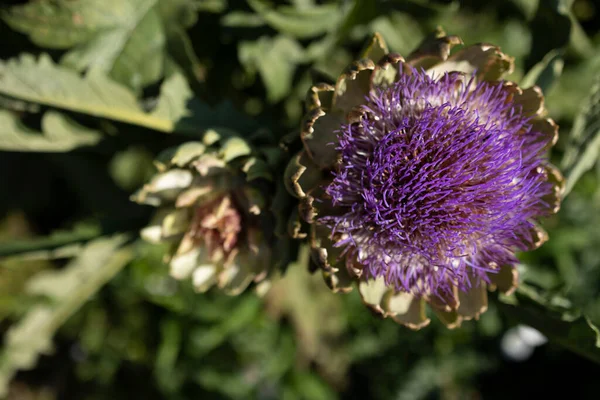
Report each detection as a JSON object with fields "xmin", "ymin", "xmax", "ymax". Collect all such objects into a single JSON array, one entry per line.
[
  {"xmin": 0, "ymin": 54, "xmax": 255, "ymax": 134},
  {"xmin": 3, "ymin": 0, "xmax": 166, "ymax": 92},
  {"xmin": 0, "ymin": 109, "xmax": 102, "ymax": 152}
]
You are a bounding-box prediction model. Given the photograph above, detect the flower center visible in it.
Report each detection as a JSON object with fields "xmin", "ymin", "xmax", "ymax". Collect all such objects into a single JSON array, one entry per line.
[{"xmin": 190, "ymin": 195, "xmax": 242, "ymax": 262}]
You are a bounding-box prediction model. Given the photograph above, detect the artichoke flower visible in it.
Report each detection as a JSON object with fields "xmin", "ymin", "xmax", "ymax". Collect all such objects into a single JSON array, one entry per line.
[
  {"xmin": 133, "ymin": 129, "xmax": 290, "ymax": 295},
  {"xmin": 285, "ymin": 29, "xmax": 563, "ymax": 329}
]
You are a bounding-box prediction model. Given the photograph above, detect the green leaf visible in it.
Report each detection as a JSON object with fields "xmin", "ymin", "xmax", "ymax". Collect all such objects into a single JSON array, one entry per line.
[
  {"xmin": 527, "ymin": 0, "xmax": 572, "ymax": 67},
  {"xmin": 394, "ymin": 352, "xmax": 490, "ymax": 400},
  {"xmin": 520, "ymin": 49, "xmax": 564, "ymax": 92},
  {"xmin": 25, "ymin": 237, "xmax": 131, "ymax": 301},
  {"xmin": 194, "ymin": 0, "xmax": 227, "ymax": 13},
  {"xmin": 498, "ymin": 285, "xmax": 600, "ymax": 364},
  {"xmin": 0, "ymin": 109, "xmax": 102, "ymax": 152},
  {"xmin": 245, "ymin": 0, "xmax": 345, "ymax": 39},
  {"xmin": 243, "ymin": 157, "xmax": 273, "ymax": 181},
  {"xmin": 63, "ymin": 4, "xmax": 164, "ymax": 91},
  {"xmin": 0, "ymin": 224, "xmax": 101, "ymax": 259},
  {"xmin": 154, "ymin": 318, "xmax": 185, "ymax": 393},
  {"xmin": 561, "ymin": 73, "xmax": 600, "ymax": 196},
  {"xmin": 221, "ymin": 12, "xmax": 266, "ymax": 28},
  {"xmin": 510, "ymin": 0, "xmax": 539, "ymax": 19},
  {"xmin": 239, "ymin": 36, "xmax": 305, "ymax": 103},
  {"xmin": 0, "ymin": 235, "xmax": 134, "ymax": 397},
  {"xmin": 335, "ymin": 0, "xmax": 380, "ymax": 42},
  {"xmin": 2, "ymin": 0, "xmax": 119, "ymax": 49},
  {"xmin": 528, "ymin": 0, "xmax": 594, "ymax": 66},
  {"xmin": 3, "ymin": 0, "xmax": 166, "ymax": 92},
  {"xmin": 0, "ymin": 54, "xmax": 253, "ymax": 134},
  {"xmin": 368, "ymin": 13, "xmax": 424, "ymax": 55},
  {"xmin": 0, "ymin": 54, "xmax": 164, "ymax": 130},
  {"xmin": 219, "ymin": 137, "xmax": 252, "ymax": 162},
  {"xmin": 264, "ymin": 246, "xmax": 348, "ymax": 383},
  {"xmin": 163, "ymin": 28, "xmax": 206, "ymax": 93},
  {"xmin": 158, "ymin": 0, "xmax": 198, "ymax": 29},
  {"xmin": 290, "ymin": 370, "xmax": 336, "ymax": 400},
  {"xmin": 188, "ymin": 296, "xmax": 262, "ymax": 357}
]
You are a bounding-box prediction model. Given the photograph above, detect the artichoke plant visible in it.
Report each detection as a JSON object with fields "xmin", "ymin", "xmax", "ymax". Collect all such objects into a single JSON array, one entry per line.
[
  {"xmin": 133, "ymin": 129, "xmax": 290, "ymax": 295},
  {"xmin": 285, "ymin": 29, "xmax": 564, "ymax": 329}
]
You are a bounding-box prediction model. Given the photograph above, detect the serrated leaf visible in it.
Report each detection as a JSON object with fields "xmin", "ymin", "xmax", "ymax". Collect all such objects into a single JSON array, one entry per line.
[
  {"xmin": 239, "ymin": 36, "xmax": 305, "ymax": 103},
  {"xmin": 25, "ymin": 236, "xmax": 131, "ymax": 301},
  {"xmin": 3, "ymin": 0, "xmax": 166, "ymax": 92},
  {"xmin": 0, "ymin": 54, "xmax": 163, "ymax": 129},
  {"xmin": 0, "ymin": 235, "xmax": 134, "ymax": 397},
  {"xmin": 561, "ymin": 73, "xmax": 600, "ymax": 196},
  {"xmin": 0, "ymin": 109, "xmax": 101, "ymax": 152},
  {"xmin": 0, "ymin": 54, "xmax": 254, "ymax": 134},
  {"xmin": 63, "ymin": 5, "xmax": 164, "ymax": 91}
]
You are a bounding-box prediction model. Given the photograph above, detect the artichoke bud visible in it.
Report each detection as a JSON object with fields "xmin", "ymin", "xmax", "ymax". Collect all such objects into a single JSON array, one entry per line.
[{"xmin": 133, "ymin": 129, "xmax": 285, "ymax": 295}]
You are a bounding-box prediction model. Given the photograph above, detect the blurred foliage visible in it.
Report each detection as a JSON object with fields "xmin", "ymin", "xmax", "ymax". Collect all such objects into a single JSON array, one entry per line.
[{"xmin": 0, "ymin": 0, "xmax": 600, "ymax": 399}]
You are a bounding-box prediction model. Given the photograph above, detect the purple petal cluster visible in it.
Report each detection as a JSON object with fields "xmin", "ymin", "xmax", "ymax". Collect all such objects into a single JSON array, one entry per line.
[{"xmin": 322, "ymin": 68, "xmax": 553, "ymax": 299}]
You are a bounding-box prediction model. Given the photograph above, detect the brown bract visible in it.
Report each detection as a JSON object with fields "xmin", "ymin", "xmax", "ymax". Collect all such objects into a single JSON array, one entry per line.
[{"xmin": 284, "ymin": 28, "xmax": 564, "ymax": 329}]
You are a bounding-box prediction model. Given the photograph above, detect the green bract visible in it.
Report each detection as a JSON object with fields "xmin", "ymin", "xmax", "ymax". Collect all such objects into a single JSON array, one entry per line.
[{"xmin": 133, "ymin": 130, "xmax": 289, "ymax": 295}]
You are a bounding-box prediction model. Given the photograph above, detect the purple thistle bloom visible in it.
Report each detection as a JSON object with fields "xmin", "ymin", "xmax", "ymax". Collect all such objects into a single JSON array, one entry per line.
[
  {"xmin": 285, "ymin": 30, "xmax": 563, "ymax": 328},
  {"xmin": 321, "ymin": 69, "xmax": 553, "ymax": 300}
]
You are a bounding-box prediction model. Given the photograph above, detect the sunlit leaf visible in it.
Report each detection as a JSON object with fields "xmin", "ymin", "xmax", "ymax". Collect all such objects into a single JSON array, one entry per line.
[
  {"xmin": 0, "ymin": 109, "xmax": 102, "ymax": 152},
  {"xmin": 0, "ymin": 54, "xmax": 255, "ymax": 134},
  {"xmin": 2, "ymin": 0, "xmax": 121, "ymax": 49},
  {"xmin": 3, "ymin": 0, "xmax": 166, "ymax": 92}
]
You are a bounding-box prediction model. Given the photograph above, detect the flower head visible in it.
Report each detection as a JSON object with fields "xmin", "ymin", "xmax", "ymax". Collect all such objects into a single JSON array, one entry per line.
[
  {"xmin": 285, "ymin": 29, "xmax": 563, "ymax": 329},
  {"xmin": 134, "ymin": 130, "xmax": 292, "ymax": 295}
]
